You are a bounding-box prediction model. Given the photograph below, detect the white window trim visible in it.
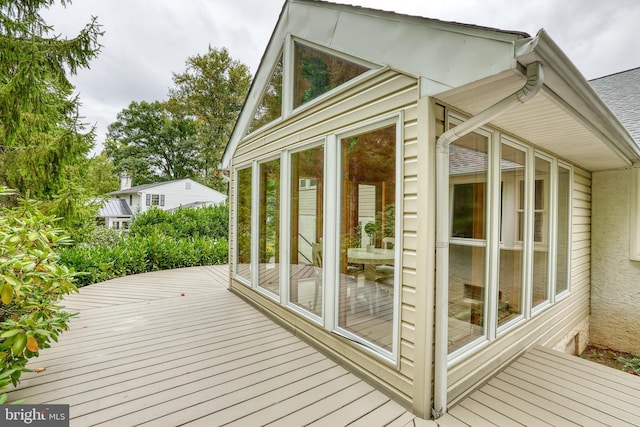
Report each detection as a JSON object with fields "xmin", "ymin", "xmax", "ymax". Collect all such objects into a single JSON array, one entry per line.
[
  {"xmin": 446, "ymin": 112, "xmax": 575, "ymax": 363},
  {"xmin": 232, "ymin": 163, "xmax": 253, "ymax": 287},
  {"xmin": 330, "ymin": 113, "xmax": 403, "ymax": 364},
  {"xmin": 284, "ymin": 139, "xmax": 327, "ymax": 325}
]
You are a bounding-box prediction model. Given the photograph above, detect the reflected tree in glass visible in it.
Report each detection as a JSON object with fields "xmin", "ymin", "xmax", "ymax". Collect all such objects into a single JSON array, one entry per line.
[{"xmin": 235, "ymin": 167, "xmax": 252, "ymax": 281}]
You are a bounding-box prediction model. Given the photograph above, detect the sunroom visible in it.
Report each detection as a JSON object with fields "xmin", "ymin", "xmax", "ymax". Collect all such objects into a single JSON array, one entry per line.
[{"xmin": 222, "ymin": 0, "xmax": 639, "ymax": 419}]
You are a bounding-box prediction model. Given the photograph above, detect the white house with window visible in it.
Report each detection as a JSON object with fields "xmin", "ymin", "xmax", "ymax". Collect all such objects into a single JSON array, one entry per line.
[
  {"xmin": 222, "ymin": 0, "xmax": 640, "ymax": 420},
  {"xmin": 99, "ymin": 177, "xmax": 227, "ymax": 229}
]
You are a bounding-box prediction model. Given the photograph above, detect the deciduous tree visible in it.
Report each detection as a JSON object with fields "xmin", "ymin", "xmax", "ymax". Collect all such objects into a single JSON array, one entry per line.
[
  {"xmin": 105, "ymin": 100, "xmax": 203, "ymax": 186},
  {"xmin": 169, "ymin": 46, "xmax": 251, "ymax": 191}
]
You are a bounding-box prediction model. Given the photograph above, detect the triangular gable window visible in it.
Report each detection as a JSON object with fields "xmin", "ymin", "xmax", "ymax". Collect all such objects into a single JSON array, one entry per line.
[
  {"xmin": 248, "ymin": 54, "xmax": 283, "ymax": 133},
  {"xmin": 293, "ymin": 42, "xmax": 370, "ymax": 109}
]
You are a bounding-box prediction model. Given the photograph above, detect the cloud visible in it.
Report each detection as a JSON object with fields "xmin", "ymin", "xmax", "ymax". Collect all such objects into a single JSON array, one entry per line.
[{"xmin": 40, "ymin": 0, "xmax": 640, "ymax": 153}]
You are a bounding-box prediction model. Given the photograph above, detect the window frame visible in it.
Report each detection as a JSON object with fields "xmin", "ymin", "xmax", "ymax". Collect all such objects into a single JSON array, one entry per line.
[
  {"xmin": 233, "ymin": 163, "xmax": 254, "ymax": 286},
  {"xmin": 447, "ymin": 113, "xmax": 574, "ymax": 363}
]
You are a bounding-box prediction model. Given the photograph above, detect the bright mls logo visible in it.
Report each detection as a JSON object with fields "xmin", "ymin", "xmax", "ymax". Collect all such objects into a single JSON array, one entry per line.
[{"xmin": 1, "ymin": 405, "xmax": 69, "ymax": 426}]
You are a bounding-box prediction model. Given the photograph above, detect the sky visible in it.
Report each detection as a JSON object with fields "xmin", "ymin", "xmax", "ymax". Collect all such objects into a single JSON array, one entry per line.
[{"xmin": 41, "ymin": 0, "xmax": 640, "ymax": 155}]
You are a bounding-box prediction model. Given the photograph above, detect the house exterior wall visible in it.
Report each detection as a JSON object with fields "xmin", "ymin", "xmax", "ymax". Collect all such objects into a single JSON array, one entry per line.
[
  {"xmin": 229, "ymin": 69, "xmax": 424, "ymax": 409},
  {"xmin": 442, "ymin": 104, "xmax": 593, "ymax": 404},
  {"xmin": 591, "ymin": 168, "xmax": 640, "ymax": 354}
]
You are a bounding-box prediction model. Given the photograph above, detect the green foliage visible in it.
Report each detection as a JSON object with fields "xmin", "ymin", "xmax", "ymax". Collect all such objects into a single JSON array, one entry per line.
[
  {"xmin": 616, "ymin": 355, "xmax": 640, "ymax": 375},
  {"xmin": 0, "ymin": 188, "xmax": 78, "ymax": 399},
  {"xmin": 169, "ymin": 46, "xmax": 252, "ymax": 192},
  {"xmin": 59, "ymin": 205, "xmax": 229, "ymax": 287},
  {"xmin": 0, "ymin": 0, "xmax": 102, "ymax": 200},
  {"xmin": 105, "ymin": 101, "xmax": 203, "ymax": 186},
  {"xmin": 130, "ymin": 204, "xmax": 228, "ymax": 240}
]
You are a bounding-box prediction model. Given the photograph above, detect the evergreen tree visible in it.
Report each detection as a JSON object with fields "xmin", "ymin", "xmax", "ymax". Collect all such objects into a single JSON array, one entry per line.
[{"xmin": 0, "ymin": 0, "xmax": 102, "ymax": 201}]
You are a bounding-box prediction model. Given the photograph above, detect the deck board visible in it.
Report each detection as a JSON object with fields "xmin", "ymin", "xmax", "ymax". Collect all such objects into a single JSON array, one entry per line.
[
  {"xmin": 439, "ymin": 345, "xmax": 640, "ymax": 427},
  {"xmin": 7, "ymin": 265, "xmax": 417, "ymax": 426}
]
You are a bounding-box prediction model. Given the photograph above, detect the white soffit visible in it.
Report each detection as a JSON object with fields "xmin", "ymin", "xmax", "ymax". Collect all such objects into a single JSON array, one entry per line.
[{"xmin": 435, "ymin": 73, "xmax": 629, "ymax": 171}]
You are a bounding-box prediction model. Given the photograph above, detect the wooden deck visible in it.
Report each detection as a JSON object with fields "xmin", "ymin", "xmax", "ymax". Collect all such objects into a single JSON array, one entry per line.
[
  {"xmin": 7, "ymin": 265, "xmax": 422, "ymax": 426},
  {"xmin": 439, "ymin": 345, "xmax": 640, "ymax": 427},
  {"xmin": 9, "ymin": 265, "xmax": 640, "ymax": 426}
]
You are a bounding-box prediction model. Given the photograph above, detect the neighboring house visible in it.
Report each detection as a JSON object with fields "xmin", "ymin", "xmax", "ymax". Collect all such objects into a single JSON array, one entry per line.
[
  {"xmin": 98, "ymin": 176, "xmax": 227, "ymax": 229},
  {"xmin": 589, "ymin": 67, "xmax": 640, "ymax": 355},
  {"xmin": 221, "ymin": 0, "xmax": 640, "ymax": 420}
]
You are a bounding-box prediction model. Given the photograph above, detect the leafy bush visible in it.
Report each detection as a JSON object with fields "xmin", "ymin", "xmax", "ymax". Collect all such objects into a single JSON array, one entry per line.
[
  {"xmin": 129, "ymin": 204, "xmax": 228, "ymax": 240},
  {"xmin": 59, "ymin": 205, "xmax": 229, "ymax": 287},
  {"xmin": 0, "ymin": 188, "xmax": 78, "ymax": 402}
]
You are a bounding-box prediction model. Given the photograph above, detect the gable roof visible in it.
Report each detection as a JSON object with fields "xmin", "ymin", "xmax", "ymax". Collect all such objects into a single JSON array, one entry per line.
[
  {"xmin": 223, "ymin": 0, "xmax": 640, "ymax": 171},
  {"xmin": 590, "ymin": 67, "xmax": 640, "ymax": 146}
]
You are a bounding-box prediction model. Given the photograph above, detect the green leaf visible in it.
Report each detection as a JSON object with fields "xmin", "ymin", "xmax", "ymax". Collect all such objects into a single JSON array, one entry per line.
[
  {"xmin": 12, "ymin": 333, "xmax": 27, "ymax": 355},
  {"xmin": 0, "ymin": 329, "xmax": 22, "ymax": 339},
  {"xmin": 1, "ymin": 283, "xmax": 13, "ymax": 304},
  {"xmin": 27, "ymin": 231, "xmax": 40, "ymax": 241}
]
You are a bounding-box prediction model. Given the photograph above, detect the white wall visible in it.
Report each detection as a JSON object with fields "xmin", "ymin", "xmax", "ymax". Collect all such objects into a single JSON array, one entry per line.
[
  {"xmin": 591, "ymin": 168, "xmax": 640, "ymax": 354},
  {"xmin": 139, "ymin": 180, "xmax": 226, "ymax": 212}
]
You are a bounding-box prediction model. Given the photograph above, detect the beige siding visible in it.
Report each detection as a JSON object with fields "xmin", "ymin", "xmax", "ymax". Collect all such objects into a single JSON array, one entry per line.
[
  {"xmin": 446, "ymin": 164, "xmax": 592, "ymax": 404},
  {"xmin": 229, "ymin": 69, "xmax": 420, "ymax": 408}
]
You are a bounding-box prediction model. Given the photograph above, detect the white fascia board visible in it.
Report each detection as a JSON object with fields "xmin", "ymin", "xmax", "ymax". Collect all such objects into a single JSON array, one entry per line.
[{"xmin": 516, "ymin": 30, "xmax": 640, "ymax": 165}]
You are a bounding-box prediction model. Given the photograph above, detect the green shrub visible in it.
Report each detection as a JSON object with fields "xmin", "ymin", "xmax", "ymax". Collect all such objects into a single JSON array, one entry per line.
[
  {"xmin": 130, "ymin": 204, "xmax": 228, "ymax": 240},
  {"xmin": 0, "ymin": 188, "xmax": 78, "ymax": 402}
]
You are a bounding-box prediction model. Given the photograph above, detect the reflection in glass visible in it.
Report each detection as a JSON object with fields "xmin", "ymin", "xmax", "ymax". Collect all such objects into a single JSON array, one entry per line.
[
  {"xmin": 339, "ymin": 124, "xmax": 396, "ymax": 351},
  {"xmin": 532, "ymin": 157, "xmax": 551, "ymax": 307},
  {"xmin": 235, "ymin": 167, "xmax": 252, "ymax": 282},
  {"xmin": 248, "ymin": 55, "xmax": 283, "ymax": 133},
  {"xmin": 498, "ymin": 144, "xmax": 526, "ymax": 326},
  {"xmin": 293, "ymin": 42, "xmax": 369, "ymax": 109},
  {"xmin": 556, "ymin": 166, "xmax": 571, "ymax": 295},
  {"xmin": 259, "ymin": 159, "xmax": 280, "ymax": 295},
  {"xmin": 448, "ymin": 132, "xmax": 488, "ymax": 352},
  {"xmin": 290, "ymin": 145, "xmax": 324, "ymax": 317}
]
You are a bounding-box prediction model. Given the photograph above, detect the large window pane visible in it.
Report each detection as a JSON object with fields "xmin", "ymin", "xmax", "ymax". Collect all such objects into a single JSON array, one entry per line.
[
  {"xmin": 339, "ymin": 124, "xmax": 396, "ymax": 351},
  {"xmin": 532, "ymin": 157, "xmax": 551, "ymax": 307},
  {"xmin": 448, "ymin": 131, "xmax": 488, "ymax": 352},
  {"xmin": 248, "ymin": 55, "xmax": 283, "ymax": 133},
  {"xmin": 290, "ymin": 145, "xmax": 324, "ymax": 316},
  {"xmin": 556, "ymin": 165, "xmax": 571, "ymax": 295},
  {"xmin": 235, "ymin": 167, "xmax": 252, "ymax": 281},
  {"xmin": 293, "ymin": 42, "xmax": 369, "ymax": 109},
  {"xmin": 259, "ymin": 159, "xmax": 280, "ymax": 295},
  {"xmin": 498, "ymin": 143, "xmax": 526, "ymax": 326}
]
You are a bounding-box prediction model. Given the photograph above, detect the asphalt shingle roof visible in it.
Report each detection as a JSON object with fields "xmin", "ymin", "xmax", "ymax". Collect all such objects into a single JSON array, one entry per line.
[{"xmin": 590, "ymin": 67, "xmax": 640, "ymax": 146}]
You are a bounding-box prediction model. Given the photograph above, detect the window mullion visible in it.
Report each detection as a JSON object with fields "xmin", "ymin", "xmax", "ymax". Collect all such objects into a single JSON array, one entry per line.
[
  {"xmin": 280, "ymin": 151, "xmax": 291, "ymax": 304},
  {"xmin": 548, "ymin": 158, "xmax": 559, "ymax": 303},
  {"xmin": 324, "ymin": 134, "xmax": 338, "ymax": 331},
  {"xmin": 486, "ymin": 132, "xmax": 500, "ymax": 342},
  {"xmin": 523, "ymin": 148, "xmax": 535, "ymax": 319}
]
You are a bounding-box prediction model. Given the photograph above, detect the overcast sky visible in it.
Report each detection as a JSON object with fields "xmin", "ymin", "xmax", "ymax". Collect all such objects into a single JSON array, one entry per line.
[{"xmin": 42, "ymin": 0, "xmax": 640, "ymax": 155}]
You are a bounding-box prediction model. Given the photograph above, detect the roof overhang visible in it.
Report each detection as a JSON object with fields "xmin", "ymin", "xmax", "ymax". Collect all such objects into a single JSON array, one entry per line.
[{"xmin": 434, "ymin": 29, "xmax": 640, "ymax": 171}]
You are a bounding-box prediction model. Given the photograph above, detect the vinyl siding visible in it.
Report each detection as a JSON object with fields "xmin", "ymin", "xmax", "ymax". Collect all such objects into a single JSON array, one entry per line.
[{"xmin": 228, "ymin": 68, "xmax": 421, "ymax": 407}]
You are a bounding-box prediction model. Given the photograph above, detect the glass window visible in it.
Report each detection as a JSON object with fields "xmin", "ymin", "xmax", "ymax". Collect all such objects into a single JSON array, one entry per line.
[
  {"xmin": 555, "ymin": 165, "xmax": 571, "ymax": 295},
  {"xmin": 498, "ymin": 143, "xmax": 526, "ymax": 326},
  {"xmin": 293, "ymin": 42, "xmax": 369, "ymax": 109},
  {"xmin": 258, "ymin": 159, "xmax": 281, "ymax": 295},
  {"xmin": 448, "ymin": 131, "xmax": 488, "ymax": 352},
  {"xmin": 235, "ymin": 167, "xmax": 252, "ymax": 282},
  {"xmin": 249, "ymin": 55, "xmax": 283, "ymax": 133},
  {"xmin": 532, "ymin": 157, "xmax": 551, "ymax": 308},
  {"xmin": 339, "ymin": 124, "xmax": 396, "ymax": 352},
  {"xmin": 290, "ymin": 145, "xmax": 324, "ymax": 317}
]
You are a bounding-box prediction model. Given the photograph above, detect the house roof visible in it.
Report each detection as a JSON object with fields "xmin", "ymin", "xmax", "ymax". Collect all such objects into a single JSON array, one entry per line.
[
  {"xmin": 109, "ymin": 179, "xmax": 188, "ymax": 195},
  {"xmin": 223, "ymin": 0, "xmax": 640, "ymax": 172},
  {"xmin": 589, "ymin": 67, "xmax": 640, "ymax": 146},
  {"xmin": 98, "ymin": 198, "xmax": 132, "ymax": 217}
]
